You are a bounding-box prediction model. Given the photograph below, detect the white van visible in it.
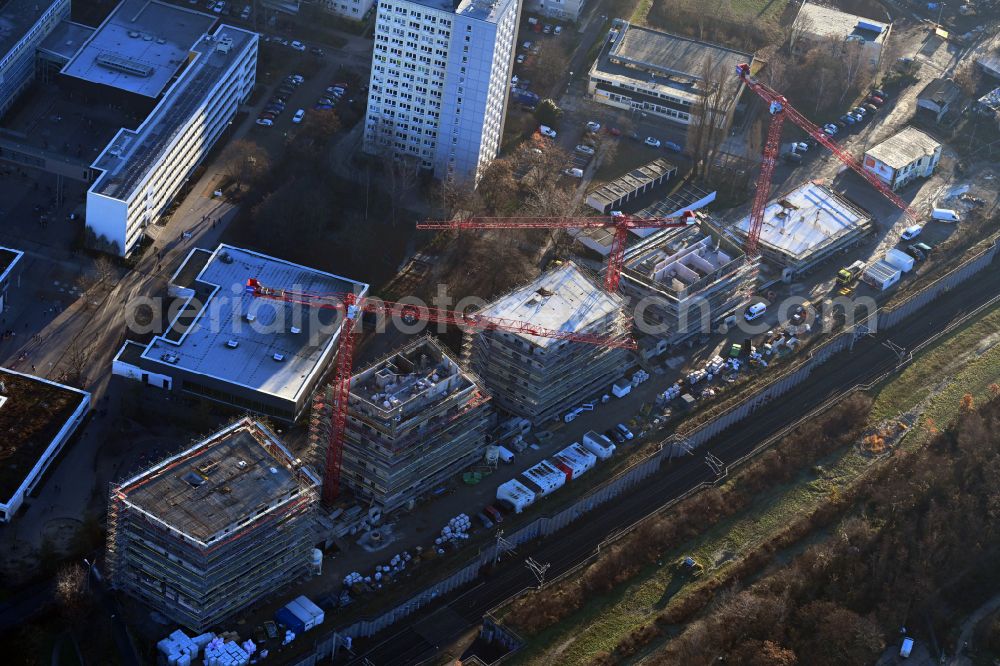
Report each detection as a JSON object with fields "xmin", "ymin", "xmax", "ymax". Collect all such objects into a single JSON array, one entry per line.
[
  {"xmin": 931, "ymin": 208, "xmax": 960, "ymax": 222},
  {"xmin": 744, "ymin": 302, "xmax": 766, "ymax": 322}
]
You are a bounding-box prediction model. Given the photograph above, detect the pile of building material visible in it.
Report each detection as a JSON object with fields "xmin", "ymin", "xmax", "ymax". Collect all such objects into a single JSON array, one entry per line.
[
  {"xmin": 203, "ymin": 636, "xmax": 254, "ymax": 666},
  {"xmin": 157, "ymin": 630, "xmax": 211, "ymax": 665},
  {"xmin": 437, "ymin": 515, "xmax": 472, "ymax": 547}
]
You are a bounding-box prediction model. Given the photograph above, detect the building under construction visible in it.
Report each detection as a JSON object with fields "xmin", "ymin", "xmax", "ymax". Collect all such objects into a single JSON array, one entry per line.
[
  {"xmin": 472, "ymin": 262, "xmax": 630, "ymax": 424},
  {"xmin": 106, "ymin": 418, "xmax": 319, "ymax": 632},
  {"xmin": 620, "ymin": 216, "xmax": 755, "ymax": 347},
  {"xmin": 315, "ymin": 338, "xmax": 492, "ymax": 512}
]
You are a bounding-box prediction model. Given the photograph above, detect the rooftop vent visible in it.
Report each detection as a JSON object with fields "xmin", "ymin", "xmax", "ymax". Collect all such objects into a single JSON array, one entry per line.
[
  {"xmin": 160, "ymin": 352, "xmax": 180, "ymax": 364},
  {"xmin": 219, "ymin": 252, "xmax": 234, "ymax": 264},
  {"xmin": 245, "ymin": 313, "xmax": 256, "ymax": 322},
  {"xmin": 237, "ymin": 460, "xmax": 248, "ymax": 468},
  {"xmin": 273, "ymin": 353, "xmax": 285, "ymax": 362},
  {"xmin": 290, "ymin": 326, "xmax": 301, "ymax": 334},
  {"xmin": 225, "ymin": 339, "xmax": 239, "ymax": 349}
]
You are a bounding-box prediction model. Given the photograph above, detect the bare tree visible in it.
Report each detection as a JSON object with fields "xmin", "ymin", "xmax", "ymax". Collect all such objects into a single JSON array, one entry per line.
[
  {"xmin": 689, "ymin": 56, "xmax": 731, "ymax": 180},
  {"xmin": 55, "ymin": 563, "xmax": 88, "ymax": 620},
  {"xmin": 220, "ymin": 139, "xmax": 268, "ymax": 190},
  {"xmin": 94, "ymin": 256, "xmax": 117, "ymax": 285}
]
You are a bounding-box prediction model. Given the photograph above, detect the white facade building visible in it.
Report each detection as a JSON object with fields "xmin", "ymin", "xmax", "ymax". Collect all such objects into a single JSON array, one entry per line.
[
  {"xmin": 320, "ymin": 0, "xmax": 376, "ymax": 19},
  {"xmin": 863, "ymin": 126, "xmax": 941, "ymax": 191},
  {"xmin": 74, "ymin": 3, "xmax": 257, "ymax": 256},
  {"xmin": 0, "ymin": 0, "xmax": 70, "ymax": 119},
  {"xmin": 522, "ymin": 0, "xmax": 584, "ymax": 22},
  {"xmin": 790, "ymin": 3, "xmax": 890, "ymax": 71},
  {"xmin": 364, "ymin": 0, "xmax": 520, "ymax": 183}
]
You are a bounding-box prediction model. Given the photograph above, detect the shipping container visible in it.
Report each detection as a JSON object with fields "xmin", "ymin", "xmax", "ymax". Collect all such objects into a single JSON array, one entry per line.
[
  {"xmin": 521, "ymin": 460, "xmax": 566, "ymax": 496},
  {"xmin": 581, "ymin": 431, "xmax": 616, "ymax": 459},
  {"xmin": 293, "ymin": 595, "xmax": 325, "ymax": 626},
  {"xmin": 284, "ymin": 599, "xmax": 316, "ymax": 631},
  {"xmin": 552, "ymin": 443, "xmax": 597, "ymax": 480},
  {"xmin": 274, "ymin": 606, "xmax": 306, "ymax": 634},
  {"xmin": 496, "ymin": 478, "xmax": 536, "ymax": 513},
  {"xmin": 862, "ymin": 260, "xmax": 901, "ymax": 291},
  {"xmin": 884, "ymin": 248, "xmax": 914, "ymax": 273}
]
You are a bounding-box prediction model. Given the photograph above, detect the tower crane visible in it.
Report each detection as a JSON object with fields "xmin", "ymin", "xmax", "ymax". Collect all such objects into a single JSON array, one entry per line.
[
  {"xmin": 245, "ymin": 279, "xmax": 636, "ymax": 506},
  {"xmin": 418, "ymin": 210, "xmax": 698, "ymax": 292},
  {"xmin": 734, "ymin": 62, "xmax": 919, "ymax": 258}
]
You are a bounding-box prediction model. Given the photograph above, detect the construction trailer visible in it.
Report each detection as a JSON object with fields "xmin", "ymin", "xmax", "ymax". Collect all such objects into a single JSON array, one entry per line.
[
  {"xmin": 619, "ymin": 216, "xmax": 756, "ymax": 345},
  {"xmin": 327, "ymin": 337, "xmax": 493, "ymax": 513},
  {"xmin": 862, "ymin": 260, "xmax": 901, "ymax": 291},
  {"xmin": 471, "ymin": 262, "xmax": 631, "ymax": 425},
  {"xmin": 105, "ymin": 418, "xmax": 320, "ymax": 632}
]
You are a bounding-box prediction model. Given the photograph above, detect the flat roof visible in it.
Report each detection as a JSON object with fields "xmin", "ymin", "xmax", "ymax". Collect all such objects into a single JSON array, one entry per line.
[
  {"xmin": 478, "ymin": 262, "xmax": 623, "ymax": 348},
  {"xmin": 139, "ymin": 245, "xmax": 368, "ymax": 402},
  {"xmin": 89, "ymin": 23, "xmax": 256, "ymax": 201},
  {"xmin": 793, "ymin": 3, "xmax": 889, "ymax": 43},
  {"xmin": 734, "ymin": 182, "xmax": 871, "ymax": 262},
  {"xmin": 403, "ymin": 0, "xmax": 512, "ymax": 22},
  {"xmin": 0, "ymin": 246, "xmax": 23, "ymax": 284},
  {"xmin": 118, "ymin": 418, "xmax": 317, "ymax": 543},
  {"xmin": 591, "ymin": 21, "xmax": 751, "ymax": 105},
  {"xmin": 586, "ymin": 158, "xmax": 677, "ymax": 210},
  {"xmin": 865, "ymin": 126, "xmax": 941, "ymax": 170},
  {"xmin": 37, "ymin": 19, "xmax": 94, "ymax": 62},
  {"xmin": 352, "ymin": 338, "xmax": 475, "ymax": 417},
  {"xmin": 0, "ymin": 0, "xmax": 64, "ymax": 61},
  {"xmin": 61, "ymin": 0, "xmax": 218, "ymax": 98},
  {"xmin": 0, "ymin": 368, "xmax": 89, "ymax": 502}
]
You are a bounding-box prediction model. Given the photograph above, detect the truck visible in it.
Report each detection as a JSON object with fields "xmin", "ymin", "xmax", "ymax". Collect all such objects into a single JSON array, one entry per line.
[
  {"xmin": 836, "ymin": 260, "xmax": 866, "ymax": 285},
  {"xmin": 581, "ymin": 431, "xmax": 616, "ymax": 460}
]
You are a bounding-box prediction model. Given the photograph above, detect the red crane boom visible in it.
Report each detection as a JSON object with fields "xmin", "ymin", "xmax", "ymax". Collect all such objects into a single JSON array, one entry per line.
[
  {"xmin": 735, "ymin": 63, "xmax": 919, "ymax": 257},
  {"xmin": 418, "ymin": 210, "xmax": 697, "ymax": 292},
  {"xmin": 245, "ymin": 279, "xmax": 635, "ymax": 505}
]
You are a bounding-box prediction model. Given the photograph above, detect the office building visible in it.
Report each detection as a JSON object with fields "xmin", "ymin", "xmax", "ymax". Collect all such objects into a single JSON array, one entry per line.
[
  {"xmin": 863, "ymin": 126, "xmax": 941, "ymax": 191},
  {"xmin": 588, "ymin": 20, "xmax": 752, "ymax": 129},
  {"xmin": 733, "ymin": 181, "xmax": 873, "ymax": 278},
  {"xmin": 106, "ymin": 418, "xmax": 319, "ymax": 631},
  {"xmin": 620, "ymin": 217, "xmax": 754, "ymax": 346},
  {"xmin": 319, "ymin": 338, "xmax": 492, "ymax": 511},
  {"xmin": 790, "ymin": 3, "xmax": 890, "ymax": 71},
  {"xmin": 112, "ymin": 244, "xmax": 369, "ymax": 423},
  {"xmin": 69, "ymin": 1, "xmax": 258, "ymax": 255},
  {"xmin": 472, "ymin": 262, "xmax": 630, "ymax": 424},
  {"xmin": 364, "ymin": 0, "xmax": 520, "ymax": 183},
  {"xmin": 0, "ymin": 368, "xmax": 90, "ymax": 522},
  {"xmin": 0, "ymin": 0, "xmax": 70, "ymax": 118}
]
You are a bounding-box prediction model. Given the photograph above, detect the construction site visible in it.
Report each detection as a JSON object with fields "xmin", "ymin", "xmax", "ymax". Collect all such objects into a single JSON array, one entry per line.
[
  {"xmin": 619, "ymin": 215, "xmax": 755, "ymax": 346},
  {"xmin": 332, "ymin": 337, "xmax": 493, "ymax": 512},
  {"xmin": 106, "ymin": 418, "xmax": 320, "ymax": 632},
  {"xmin": 471, "ymin": 261, "xmax": 631, "ymax": 425},
  {"xmin": 732, "ymin": 181, "xmax": 873, "ymax": 279}
]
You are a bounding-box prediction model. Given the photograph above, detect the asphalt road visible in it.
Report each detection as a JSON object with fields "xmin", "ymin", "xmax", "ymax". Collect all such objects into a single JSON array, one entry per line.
[{"xmin": 346, "ymin": 257, "xmax": 1000, "ymax": 665}]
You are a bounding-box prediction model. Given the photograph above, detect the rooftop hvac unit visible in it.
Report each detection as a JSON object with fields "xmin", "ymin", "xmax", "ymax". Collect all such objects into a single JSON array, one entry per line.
[
  {"xmin": 290, "ymin": 326, "xmax": 301, "ymax": 334},
  {"xmin": 273, "ymin": 353, "xmax": 285, "ymax": 362},
  {"xmin": 226, "ymin": 339, "xmax": 239, "ymax": 349}
]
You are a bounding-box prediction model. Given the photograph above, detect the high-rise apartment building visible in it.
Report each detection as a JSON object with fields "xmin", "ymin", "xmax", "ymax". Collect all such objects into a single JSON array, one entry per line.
[{"xmin": 364, "ymin": 0, "xmax": 520, "ymax": 183}]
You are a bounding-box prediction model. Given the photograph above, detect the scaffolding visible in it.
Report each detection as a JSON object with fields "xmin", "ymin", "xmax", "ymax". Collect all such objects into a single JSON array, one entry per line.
[{"xmin": 106, "ymin": 418, "xmax": 319, "ymax": 632}]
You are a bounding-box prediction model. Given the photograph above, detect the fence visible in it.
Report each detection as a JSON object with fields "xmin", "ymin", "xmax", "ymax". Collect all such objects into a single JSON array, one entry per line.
[{"xmin": 289, "ymin": 237, "xmax": 999, "ymax": 665}]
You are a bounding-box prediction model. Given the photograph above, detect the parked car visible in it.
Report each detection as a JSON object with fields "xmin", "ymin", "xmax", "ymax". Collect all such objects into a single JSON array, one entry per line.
[
  {"xmin": 606, "ymin": 428, "xmax": 625, "ymax": 444},
  {"xmin": 292, "ymin": 109, "xmax": 305, "ymax": 123},
  {"xmin": 554, "ymin": 25, "xmax": 562, "ymax": 34},
  {"xmin": 516, "ymin": 54, "xmax": 526, "ymax": 64},
  {"xmin": 644, "ymin": 136, "xmax": 661, "ymax": 148},
  {"xmin": 575, "ymin": 144, "xmax": 595, "ymax": 155},
  {"xmin": 563, "ymin": 167, "xmax": 584, "ymax": 178},
  {"xmin": 840, "ymin": 113, "xmax": 857, "ymax": 125},
  {"xmin": 314, "ymin": 103, "xmax": 334, "ymax": 110},
  {"xmin": 483, "ymin": 504, "xmax": 504, "ymax": 523},
  {"xmin": 871, "ymin": 88, "xmax": 888, "ymax": 99},
  {"xmin": 852, "ymin": 106, "xmax": 866, "ymax": 116},
  {"xmin": 868, "ymin": 95, "xmax": 885, "ymax": 106},
  {"xmin": 912, "ymin": 241, "xmax": 933, "ymax": 255},
  {"xmin": 290, "ymin": 40, "xmax": 306, "ymax": 51},
  {"xmin": 476, "ymin": 512, "xmax": 494, "ymax": 529},
  {"xmin": 289, "ymin": 74, "xmax": 304, "ymax": 84},
  {"xmin": 255, "ymin": 118, "xmax": 273, "ymax": 126},
  {"xmin": 823, "ymin": 125, "xmax": 838, "ymax": 136},
  {"xmin": 834, "ymin": 120, "xmax": 847, "ymax": 129},
  {"xmin": 318, "ymin": 97, "xmax": 335, "ymax": 106},
  {"xmin": 616, "ymin": 423, "xmax": 634, "ymax": 440},
  {"xmin": 586, "ymin": 120, "xmax": 601, "ymax": 132},
  {"xmin": 863, "ymin": 103, "xmax": 879, "ymax": 113},
  {"xmin": 791, "ymin": 141, "xmax": 808, "ymax": 153},
  {"xmin": 539, "ymin": 125, "xmax": 557, "ymax": 138},
  {"xmin": 905, "ymin": 244, "xmax": 925, "ymax": 260},
  {"xmin": 900, "ymin": 224, "xmax": 923, "ymax": 240},
  {"xmin": 663, "ymin": 140, "xmax": 682, "ymax": 152},
  {"xmin": 543, "ymin": 24, "xmax": 552, "ymax": 34},
  {"xmin": 259, "ymin": 111, "xmax": 276, "ymax": 120}
]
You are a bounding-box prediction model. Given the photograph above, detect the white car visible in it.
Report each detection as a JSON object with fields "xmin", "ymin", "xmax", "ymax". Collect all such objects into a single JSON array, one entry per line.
[
  {"xmin": 900, "ymin": 224, "xmax": 923, "ymax": 240},
  {"xmin": 291, "ymin": 41, "xmax": 306, "ymax": 52},
  {"xmin": 616, "ymin": 423, "xmax": 634, "ymax": 440},
  {"xmin": 744, "ymin": 302, "xmax": 766, "ymax": 322},
  {"xmin": 539, "ymin": 125, "xmax": 557, "ymax": 138},
  {"xmin": 255, "ymin": 118, "xmax": 273, "ymax": 127},
  {"xmin": 563, "ymin": 167, "xmax": 584, "ymax": 178},
  {"xmin": 516, "ymin": 54, "xmax": 526, "ymax": 64},
  {"xmin": 289, "ymin": 74, "xmax": 304, "ymax": 85},
  {"xmin": 644, "ymin": 136, "xmax": 661, "ymax": 148},
  {"xmin": 574, "ymin": 144, "xmax": 595, "ymax": 155},
  {"xmin": 292, "ymin": 109, "xmax": 305, "ymax": 123},
  {"xmin": 791, "ymin": 141, "xmax": 808, "ymax": 153},
  {"xmin": 586, "ymin": 121, "xmax": 601, "ymax": 132},
  {"xmin": 554, "ymin": 25, "xmax": 562, "ymax": 34}
]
